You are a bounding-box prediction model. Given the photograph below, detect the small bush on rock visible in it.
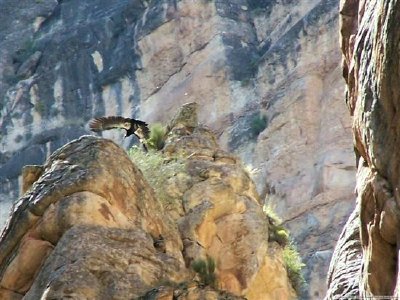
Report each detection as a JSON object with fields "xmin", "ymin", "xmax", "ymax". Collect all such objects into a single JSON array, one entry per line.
[
  {"xmin": 250, "ymin": 113, "xmax": 267, "ymax": 137},
  {"xmin": 128, "ymin": 147, "xmax": 184, "ymax": 205},
  {"xmin": 191, "ymin": 256, "xmax": 217, "ymax": 288},
  {"xmin": 264, "ymin": 205, "xmax": 289, "ymax": 247},
  {"xmin": 283, "ymin": 242, "xmax": 306, "ymax": 294},
  {"xmin": 146, "ymin": 123, "xmax": 166, "ymax": 150},
  {"xmin": 264, "ymin": 205, "xmax": 305, "ymax": 294}
]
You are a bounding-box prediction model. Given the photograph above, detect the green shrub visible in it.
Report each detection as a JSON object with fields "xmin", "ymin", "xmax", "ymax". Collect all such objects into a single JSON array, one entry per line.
[
  {"xmin": 240, "ymin": 78, "xmax": 251, "ymax": 87},
  {"xmin": 128, "ymin": 146, "xmax": 184, "ymax": 205},
  {"xmin": 34, "ymin": 100, "xmax": 46, "ymax": 115},
  {"xmin": 191, "ymin": 256, "xmax": 217, "ymax": 288},
  {"xmin": 263, "ymin": 204, "xmax": 282, "ymax": 224},
  {"xmin": 264, "ymin": 205, "xmax": 305, "ymax": 294},
  {"xmin": 283, "ymin": 242, "xmax": 306, "ymax": 294},
  {"xmin": 264, "ymin": 205, "xmax": 289, "ymax": 246},
  {"xmin": 250, "ymin": 57, "xmax": 260, "ymax": 69},
  {"xmin": 14, "ymin": 38, "xmax": 37, "ymax": 64},
  {"xmin": 250, "ymin": 113, "xmax": 267, "ymax": 137},
  {"xmin": 146, "ymin": 123, "xmax": 166, "ymax": 150}
]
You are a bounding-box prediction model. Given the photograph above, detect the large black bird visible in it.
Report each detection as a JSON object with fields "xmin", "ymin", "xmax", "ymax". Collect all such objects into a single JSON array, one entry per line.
[{"xmin": 89, "ymin": 116, "xmax": 150, "ymax": 151}]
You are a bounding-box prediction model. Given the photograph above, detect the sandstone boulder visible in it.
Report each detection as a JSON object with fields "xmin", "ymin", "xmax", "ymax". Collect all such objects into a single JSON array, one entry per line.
[
  {"xmin": 0, "ymin": 135, "xmax": 187, "ymax": 299},
  {"xmin": 0, "ymin": 103, "xmax": 296, "ymax": 299}
]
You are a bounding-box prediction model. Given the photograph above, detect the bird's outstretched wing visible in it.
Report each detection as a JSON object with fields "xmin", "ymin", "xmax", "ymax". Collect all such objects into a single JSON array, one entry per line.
[
  {"xmin": 131, "ymin": 119, "xmax": 150, "ymax": 140},
  {"xmin": 89, "ymin": 116, "xmax": 132, "ymax": 132}
]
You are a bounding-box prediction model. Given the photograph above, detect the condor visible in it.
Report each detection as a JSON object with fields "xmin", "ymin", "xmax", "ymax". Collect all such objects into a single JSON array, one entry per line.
[{"xmin": 89, "ymin": 116, "xmax": 150, "ymax": 151}]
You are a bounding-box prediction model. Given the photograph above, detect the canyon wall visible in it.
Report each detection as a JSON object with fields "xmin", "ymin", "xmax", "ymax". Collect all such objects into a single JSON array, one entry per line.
[
  {"xmin": 326, "ymin": 0, "xmax": 400, "ymax": 298},
  {"xmin": 0, "ymin": 0, "xmax": 355, "ymax": 298}
]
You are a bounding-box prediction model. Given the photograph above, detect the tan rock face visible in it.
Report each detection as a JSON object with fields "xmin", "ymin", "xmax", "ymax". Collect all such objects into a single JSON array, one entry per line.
[
  {"xmin": 0, "ymin": 136, "xmax": 187, "ymax": 299},
  {"xmin": 249, "ymin": 4, "xmax": 355, "ymax": 298},
  {"xmin": 0, "ymin": 104, "xmax": 296, "ymax": 299},
  {"xmin": 326, "ymin": 0, "xmax": 400, "ymax": 298},
  {"xmin": 138, "ymin": 1, "xmax": 238, "ymax": 130},
  {"xmin": 159, "ymin": 103, "xmax": 296, "ymax": 299},
  {"xmin": 21, "ymin": 165, "xmax": 44, "ymax": 194},
  {"xmin": 135, "ymin": 2, "xmax": 355, "ymax": 298},
  {"xmin": 140, "ymin": 284, "xmax": 246, "ymax": 300},
  {"xmin": 0, "ymin": 288, "xmax": 22, "ymax": 300},
  {"xmin": 0, "ymin": 1, "xmax": 353, "ymax": 297}
]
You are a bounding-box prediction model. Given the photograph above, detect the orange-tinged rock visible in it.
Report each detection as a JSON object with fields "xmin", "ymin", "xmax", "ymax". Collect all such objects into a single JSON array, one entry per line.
[
  {"xmin": 0, "ymin": 288, "xmax": 23, "ymax": 300},
  {"xmin": 1, "ymin": 237, "xmax": 53, "ymax": 293},
  {"xmin": 165, "ymin": 104, "xmax": 296, "ymax": 299},
  {"xmin": 21, "ymin": 165, "xmax": 44, "ymax": 194},
  {"xmin": 0, "ymin": 136, "xmax": 187, "ymax": 299},
  {"xmin": 0, "ymin": 103, "xmax": 295, "ymax": 299}
]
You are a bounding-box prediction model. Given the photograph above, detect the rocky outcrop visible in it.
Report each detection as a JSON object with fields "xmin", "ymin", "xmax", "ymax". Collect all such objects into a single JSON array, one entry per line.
[
  {"xmin": 163, "ymin": 104, "xmax": 296, "ymax": 298},
  {"xmin": 0, "ymin": 104, "xmax": 296, "ymax": 299},
  {"xmin": 0, "ymin": 1, "xmax": 354, "ymax": 297},
  {"xmin": 326, "ymin": 0, "xmax": 400, "ymax": 298},
  {"xmin": 325, "ymin": 203, "xmax": 362, "ymax": 299},
  {"xmin": 0, "ymin": 135, "xmax": 187, "ymax": 299}
]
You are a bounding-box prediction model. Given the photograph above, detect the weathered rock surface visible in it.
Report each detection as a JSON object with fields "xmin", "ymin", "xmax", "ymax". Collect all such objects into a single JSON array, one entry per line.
[
  {"xmin": 0, "ymin": 0, "xmax": 354, "ymax": 298},
  {"xmin": 0, "ymin": 135, "xmax": 187, "ymax": 299},
  {"xmin": 249, "ymin": 1, "xmax": 355, "ymax": 297},
  {"xmin": 0, "ymin": 104, "xmax": 296, "ymax": 299},
  {"xmin": 0, "ymin": 0, "xmax": 147, "ymax": 216},
  {"xmin": 326, "ymin": 0, "xmax": 400, "ymax": 298},
  {"xmin": 146, "ymin": 2, "xmax": 358, "ymax": 297},
  {"xmin": 325, "ymin": 198, "xmax": 362, "ymax": 299},
  {"xmin": 161, "ymin": 104, "xmax": 296, "ymax": 299}
]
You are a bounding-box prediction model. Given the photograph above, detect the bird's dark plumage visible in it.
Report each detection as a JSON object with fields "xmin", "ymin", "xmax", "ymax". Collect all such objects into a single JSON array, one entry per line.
[{"xmin": 89, "ymin": 116, "xmax": 150, "ymax": 150}]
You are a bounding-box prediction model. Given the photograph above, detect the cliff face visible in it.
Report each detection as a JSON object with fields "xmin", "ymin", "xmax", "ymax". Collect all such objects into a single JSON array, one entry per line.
[
  {"xmin": 249, "ymin": 2, "xmax": 355, "ymax": 297},
  {"xmin": 0, "ymin": 0, "xmax": 354, "ymax": 298},
  {"xmin": 0, "ymin": 104, "xmax": 296, "ymax": 300},
  {"xmin": 326, "ymin": 0, "xmax": 400, "ymax": 298}
]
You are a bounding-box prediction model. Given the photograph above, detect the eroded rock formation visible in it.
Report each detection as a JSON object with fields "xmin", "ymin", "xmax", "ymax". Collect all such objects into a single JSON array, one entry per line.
[
  {"xmin": 326, "ymin": 0, "xmax": 400, "ymax": 298},
  {"xmin": 0, "ymin": 135, "xmax": 187, "ymax": 299},
  {"xmin": 0, "ymin": 104, "xmax": 296, "ymax": 299}
]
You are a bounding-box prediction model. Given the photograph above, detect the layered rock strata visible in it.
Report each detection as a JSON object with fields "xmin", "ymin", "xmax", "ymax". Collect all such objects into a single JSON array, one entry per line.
[{"xmin": 326, "ymin": 0, "xmax": 400, "ymax": 298}]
